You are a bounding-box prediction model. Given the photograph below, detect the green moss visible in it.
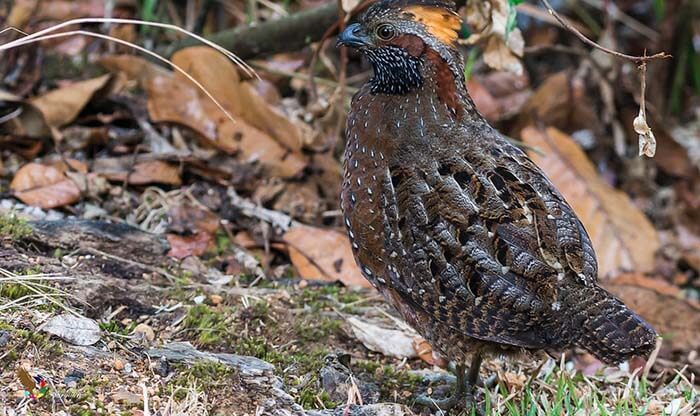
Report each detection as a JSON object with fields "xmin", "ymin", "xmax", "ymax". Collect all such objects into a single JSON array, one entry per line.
[
  {"xmin": 99, "ymin": 320, "xmax": 135, "ymax": 336},
  {"xmin": 173, "ymin": 360, "xmax": 234, "ymax": 388},
  {"xmin": 0, "ymin": 214, "xmax": 32, "ymax": 241},
  {"xmin": 298, "ymin": 385, "xmax": 337, "ymax": 409},
  {"xmin": 294, "ymin": 316, "xmax": 342, "ymax": 343},
  {"xmin": 355, "ymin": 360, "xmax": 423, "ymax": 400},
  {"xmin": 182, "ymin": 304, "xmax": 235, "ymax": 346},
  {"xmin": 0, "ymin": 283, "xmax": 34, "ymax": 300}
]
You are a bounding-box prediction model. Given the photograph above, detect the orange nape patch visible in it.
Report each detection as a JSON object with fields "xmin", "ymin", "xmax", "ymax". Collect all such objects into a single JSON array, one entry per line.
[{"xmin": 403, "ymin": 5, "xmax": 461, "ymax": 45}]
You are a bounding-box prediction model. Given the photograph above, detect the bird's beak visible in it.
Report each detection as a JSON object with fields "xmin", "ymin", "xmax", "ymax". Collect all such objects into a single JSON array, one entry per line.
[{"xmin": 337, "ymin": 23, "xmax": 370, "ymax": 48}]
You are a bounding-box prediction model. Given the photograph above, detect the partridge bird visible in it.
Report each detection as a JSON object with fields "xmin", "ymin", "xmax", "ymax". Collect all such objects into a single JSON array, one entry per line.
[{"xmin": 338, "ymin": 0, "xmax": 657, "ymax": 410}]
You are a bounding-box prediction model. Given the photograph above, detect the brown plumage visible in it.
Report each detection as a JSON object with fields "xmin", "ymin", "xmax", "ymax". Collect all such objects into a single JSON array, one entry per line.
[{"xmin": 338, "ymin": 0, "xmax": 656, "ymax": 409}]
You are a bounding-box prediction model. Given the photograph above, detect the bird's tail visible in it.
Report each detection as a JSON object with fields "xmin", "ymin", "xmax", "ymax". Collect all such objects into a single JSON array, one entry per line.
[{"xmin": 576, "ymin": 287, "xmax": 657, "ymax": 364}]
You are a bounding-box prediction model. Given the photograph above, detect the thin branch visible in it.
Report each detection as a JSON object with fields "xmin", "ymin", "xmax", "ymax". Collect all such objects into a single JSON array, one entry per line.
[{"xmin": 539, "ymin": 0, "xmax": 670, "ymax": 63}]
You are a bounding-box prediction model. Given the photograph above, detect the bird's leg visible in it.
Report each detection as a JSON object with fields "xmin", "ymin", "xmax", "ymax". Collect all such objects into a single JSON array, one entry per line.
[
  {"xmin": 464, "ymin": 352, "xmax": 483, "ymax": 410},
  {"xmin": 415, "ymin": 352, "xmax": 484, "ymax": 412},
  {"xmin": 415, "ymin": 364, "xmax": 467, "ymax": 411}
]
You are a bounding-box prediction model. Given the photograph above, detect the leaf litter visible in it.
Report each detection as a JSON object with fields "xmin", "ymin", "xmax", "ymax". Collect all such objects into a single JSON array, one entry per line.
[{"xmin": 0, "ymin": 0, "xmax": 698, "ymax": 415}]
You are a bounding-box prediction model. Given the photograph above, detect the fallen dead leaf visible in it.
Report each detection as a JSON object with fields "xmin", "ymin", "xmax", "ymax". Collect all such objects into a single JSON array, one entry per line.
[
  {"xmin": 101, "ymin": 54, "xmax": 306, "ymax": 178},
  {"xmin": 522, "ymin": 127, "xmax": 660, "ymax": 277},
  {"xmin": 31, "ymin": 74, "xmax": 114, "ymax": 127},
  {"xmin": 346, "ymin": 316, "xmax": 417, "ymax": 359},
  {"xmin": 10, "ymin": 162, "xmax": 81, "ymax": 209},
  {"xmin": 171, "ymin": 47, "xmax": 306, "ymax": 153},
  {"xmin": 0, "ymin": 90, "xmax": 51, "ymax": 138},
  {"xmin": 167, "ymin": 232, "xmax": 214, "ymax": 259},
  {"xmin": 36, "ymin": 0, "xmax": 105, "ymax": 21},
  {"xmin": 463, "ymin": 0, "xmax": 524, "ymax": 75},
  {"xmin": 467, "ymin": 78, "xmax": 501, "ymax": 122},
  {"xmin": 605, "ymin": 273, "xmax": 700, "ymax": 352},
  {"xmin": 94, "ymin": 159, "xmax": 181, "ymax": 186},
  {"xmin": 512, "ymin": 72, "xmax": 598, "ymax": 137},
  {"xmin": 41, "ymin": 314, "xmax": 101, "ymax": 346},
  {"xmin": 6, "ymin": 0, "xmax": 37, "ymax": 28},
  {"xmin": 411, "ymin": 337, "xmax": 448, "ymax": 367},
  {"xmin": 283, "ymin": 224, "xmax": 371, "ymax": 289},
  {"xmin": 168, "ymin": 202, "xmax": 220, "ymax": 235}
]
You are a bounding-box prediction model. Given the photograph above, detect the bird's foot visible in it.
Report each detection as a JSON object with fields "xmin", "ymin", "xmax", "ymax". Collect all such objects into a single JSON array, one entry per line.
[
  {"xmin": 414, "ymin": 391, "xmax": 462, "ymax": 412},
  {"xmin": 415, "ymin": 390, "xmax": 481, "ymax": 414}
]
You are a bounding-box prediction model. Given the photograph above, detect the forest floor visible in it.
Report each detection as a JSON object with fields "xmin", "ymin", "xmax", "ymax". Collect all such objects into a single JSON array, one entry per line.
[
  {"xmin": 0, "ymin": 215, "xmax": 697, "ymax": 416},
  {"xmin": 1, "ymin": 0, "xmax": 700, "ymax": 415}
]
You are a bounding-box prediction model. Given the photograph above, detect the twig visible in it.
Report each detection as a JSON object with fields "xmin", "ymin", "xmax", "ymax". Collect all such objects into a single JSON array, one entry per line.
[
  {"xmin": 308, "ymin": 0, "xmax": 374, "ymax": 101},
  {"xmin": 227, "ymin": 188, "xmax": 298, "ymax": 232},
  {"xmin": 538, "ymin": 0, "xmax": 670, "ymax": 63},
  {"xmin": 83, "ymin": 247, "xmax": 178, "ymax": 281}
]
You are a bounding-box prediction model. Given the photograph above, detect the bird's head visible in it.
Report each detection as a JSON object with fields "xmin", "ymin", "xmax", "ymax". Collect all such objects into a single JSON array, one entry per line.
[{"xmin": 338, "ymin": 0, "xmax": 464, "ymax": 95}]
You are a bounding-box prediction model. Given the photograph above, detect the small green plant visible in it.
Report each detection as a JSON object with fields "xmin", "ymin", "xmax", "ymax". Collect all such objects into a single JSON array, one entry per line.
[{"xmin": 0, "ymin": 214, "xmax": 32, "ymax": 241}]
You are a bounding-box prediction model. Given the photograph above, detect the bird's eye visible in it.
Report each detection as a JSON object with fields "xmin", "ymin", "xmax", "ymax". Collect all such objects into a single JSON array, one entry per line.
[{"xmin": 376, "ymin": 24, "xmax": 396, "ymax": 41}]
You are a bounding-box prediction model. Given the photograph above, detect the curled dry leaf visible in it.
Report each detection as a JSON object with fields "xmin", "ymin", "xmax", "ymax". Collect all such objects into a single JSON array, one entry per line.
[
  {"xmin": 0, "ymin": 90, "xmax": 51, "ymax": 138},
  {"xmin": 94, "ymin": 159, "xmax": 182, "ymax": 186},
  {"xmin": 41, "ymin": 314, "xmax": 101, "ymax": 346},
  {"xmin": 10, "ymin": 162, "xmax": 81, "ymax": 209},
  {"xmin": 512, "ymin": 72, "xmax": 598, "ymax": 137},
  {"xmin": 36, "ymin": 0, "xmax": 105, "ymax": 21},
  {"xmin": 522, "ymin": 127, "xmax": 660, "ymax": 277},
  {"xmin": 346, "ymin": 317, "xmax": 417, "ymax": 359},
  {"xmin": 171, "ymin": 47, "xmax": 306, "ymax": 153},
  {"xmin": 463, "ymin": 0, "xmax": 524, "ymax": 75},
  {"xmin": 31, "ymin": 74, "xmax": 114, "ymax": 127},
  {"xmin": 168, "ymin": 202, "xmax": 220, "ymax": 235},
  {"xmin": 283, "ymin": 224, "xmax": 371, "ymax": 289},
  {"xmin": 167, "ymin": 232, "xmax": 214, "ymax": 259},
  {"xmin": 100, "ymin": 54, "xmax": 306, "ymax": 178},
  {"xmin": 634, "ymin": 110, "xmax": 657, "ymax": 157},
  {"xmin": 605, "ymin": 273, "xmax": 700, "ymax": 352},
  {"xmin": 412, "ymin": 337, "xmax": 449, "ymax": 367}
]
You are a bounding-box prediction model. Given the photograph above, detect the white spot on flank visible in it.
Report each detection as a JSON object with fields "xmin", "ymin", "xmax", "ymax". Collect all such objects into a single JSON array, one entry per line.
[
  {"xmin": 552, "ymin": 302, "xmax": 561, "ymax": 311},
  {"xmin": 439, "ymin": 296, "xmax": 446, "ymax": 303}
]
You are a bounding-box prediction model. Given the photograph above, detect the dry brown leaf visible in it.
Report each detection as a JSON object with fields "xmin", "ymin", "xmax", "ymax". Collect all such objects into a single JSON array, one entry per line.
[
  {"xmin": 171, "ymin": 47, "xmax": 306, "ymax": 152},
  {"xmin": 96, "ymin": 160, "xmax": 181, "ymax": 186},
  {"xmin": 168, "ymin": 203, "xmax": 220, "ymax": 235},
  {"xmin": 512, "ymin": 72, "xmax": 598, "ymax": 137},
  {"xmin": 6, "ymin": 0, "xmax": 37, "ymax": 28},
  {"xmin": 346, "ymin": 316, "xmax": 417, "ymax": 358},
  {"xmin": 167, "ymin": 232, "xmax": 214, "ymax": 259},
  {"xmin": 522, "ymin": 127, "xmax": 660, "ymax": 277},
  {"xmin": 31, "ymin": 74, "xmax": 113, "ymax": 127},
  {"xmin": 467, "ymin": 78, "xmax": 501, "ymax": 122},
  {"xmin": 0, "ymin": 90, "xmax": 51, "ymax": 138},
  {"xmin": 605, "ymin": 273, "xmax": 700, "ymax": 352},
  {"xmin": 101, "ymin": 54, "xmax": 306, "ymax": 178},
  {"xmin": 10, "ymin": 163, "xmax": 81, "ymax": 209},
  {"xmin": 483, "ymin": 35, "xmax": 524, "ymax": 76},
  {"xmin": 37, "ymin": 0, "xmax": 105, "ymax": 21},
  {"xmin": 463, "ymin": 0, "xmax": 524, "ymax": 75},
  {"xmin": 283, "ymin": 224, "xmax": 371, "ymax": 288}
]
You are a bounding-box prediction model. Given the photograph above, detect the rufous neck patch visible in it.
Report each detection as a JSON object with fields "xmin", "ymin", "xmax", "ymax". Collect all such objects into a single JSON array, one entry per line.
[{"xmin": 403, "ymin": 5, "xmax": 461, "ymax": 45}]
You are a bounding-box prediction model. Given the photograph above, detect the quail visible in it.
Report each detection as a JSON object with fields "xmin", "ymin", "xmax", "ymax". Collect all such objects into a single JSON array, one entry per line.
[{"xmin": 337, "ymin": 0, "xmax": 657, "ymax": 410}]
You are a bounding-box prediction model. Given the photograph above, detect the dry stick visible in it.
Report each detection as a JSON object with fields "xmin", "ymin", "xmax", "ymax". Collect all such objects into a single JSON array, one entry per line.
[
  {"xmin": 539, "ymin": 0, "xmax": 670, "ymax": 63},
  {"xmin": 539, "ymin": 0, "xmax": 669, "ymax": 157},
  {"xmin": 308, "ymin": 0, "xmax": 375, "ymax": 102}
]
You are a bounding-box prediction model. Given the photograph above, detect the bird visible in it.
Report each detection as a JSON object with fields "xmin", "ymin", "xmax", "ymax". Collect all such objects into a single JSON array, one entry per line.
[{"xmin": 337, "ymin": 0, "xmax": 657, "ymax": 410}]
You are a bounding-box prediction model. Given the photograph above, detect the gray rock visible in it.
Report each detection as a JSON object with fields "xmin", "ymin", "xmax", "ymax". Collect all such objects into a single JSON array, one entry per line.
[
  {"xmin": 307, "ymin": 404, "xmax": 415, "ymax": 416},
  {"xmin": 147, "ymin": 342, "xmax": 304, "ymax": 416}
]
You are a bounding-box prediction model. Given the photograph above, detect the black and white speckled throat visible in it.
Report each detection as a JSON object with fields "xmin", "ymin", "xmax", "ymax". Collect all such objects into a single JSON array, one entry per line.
[{"xmin": 364, "ymin": 46, "xmax": 423, "ymax": 95}]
